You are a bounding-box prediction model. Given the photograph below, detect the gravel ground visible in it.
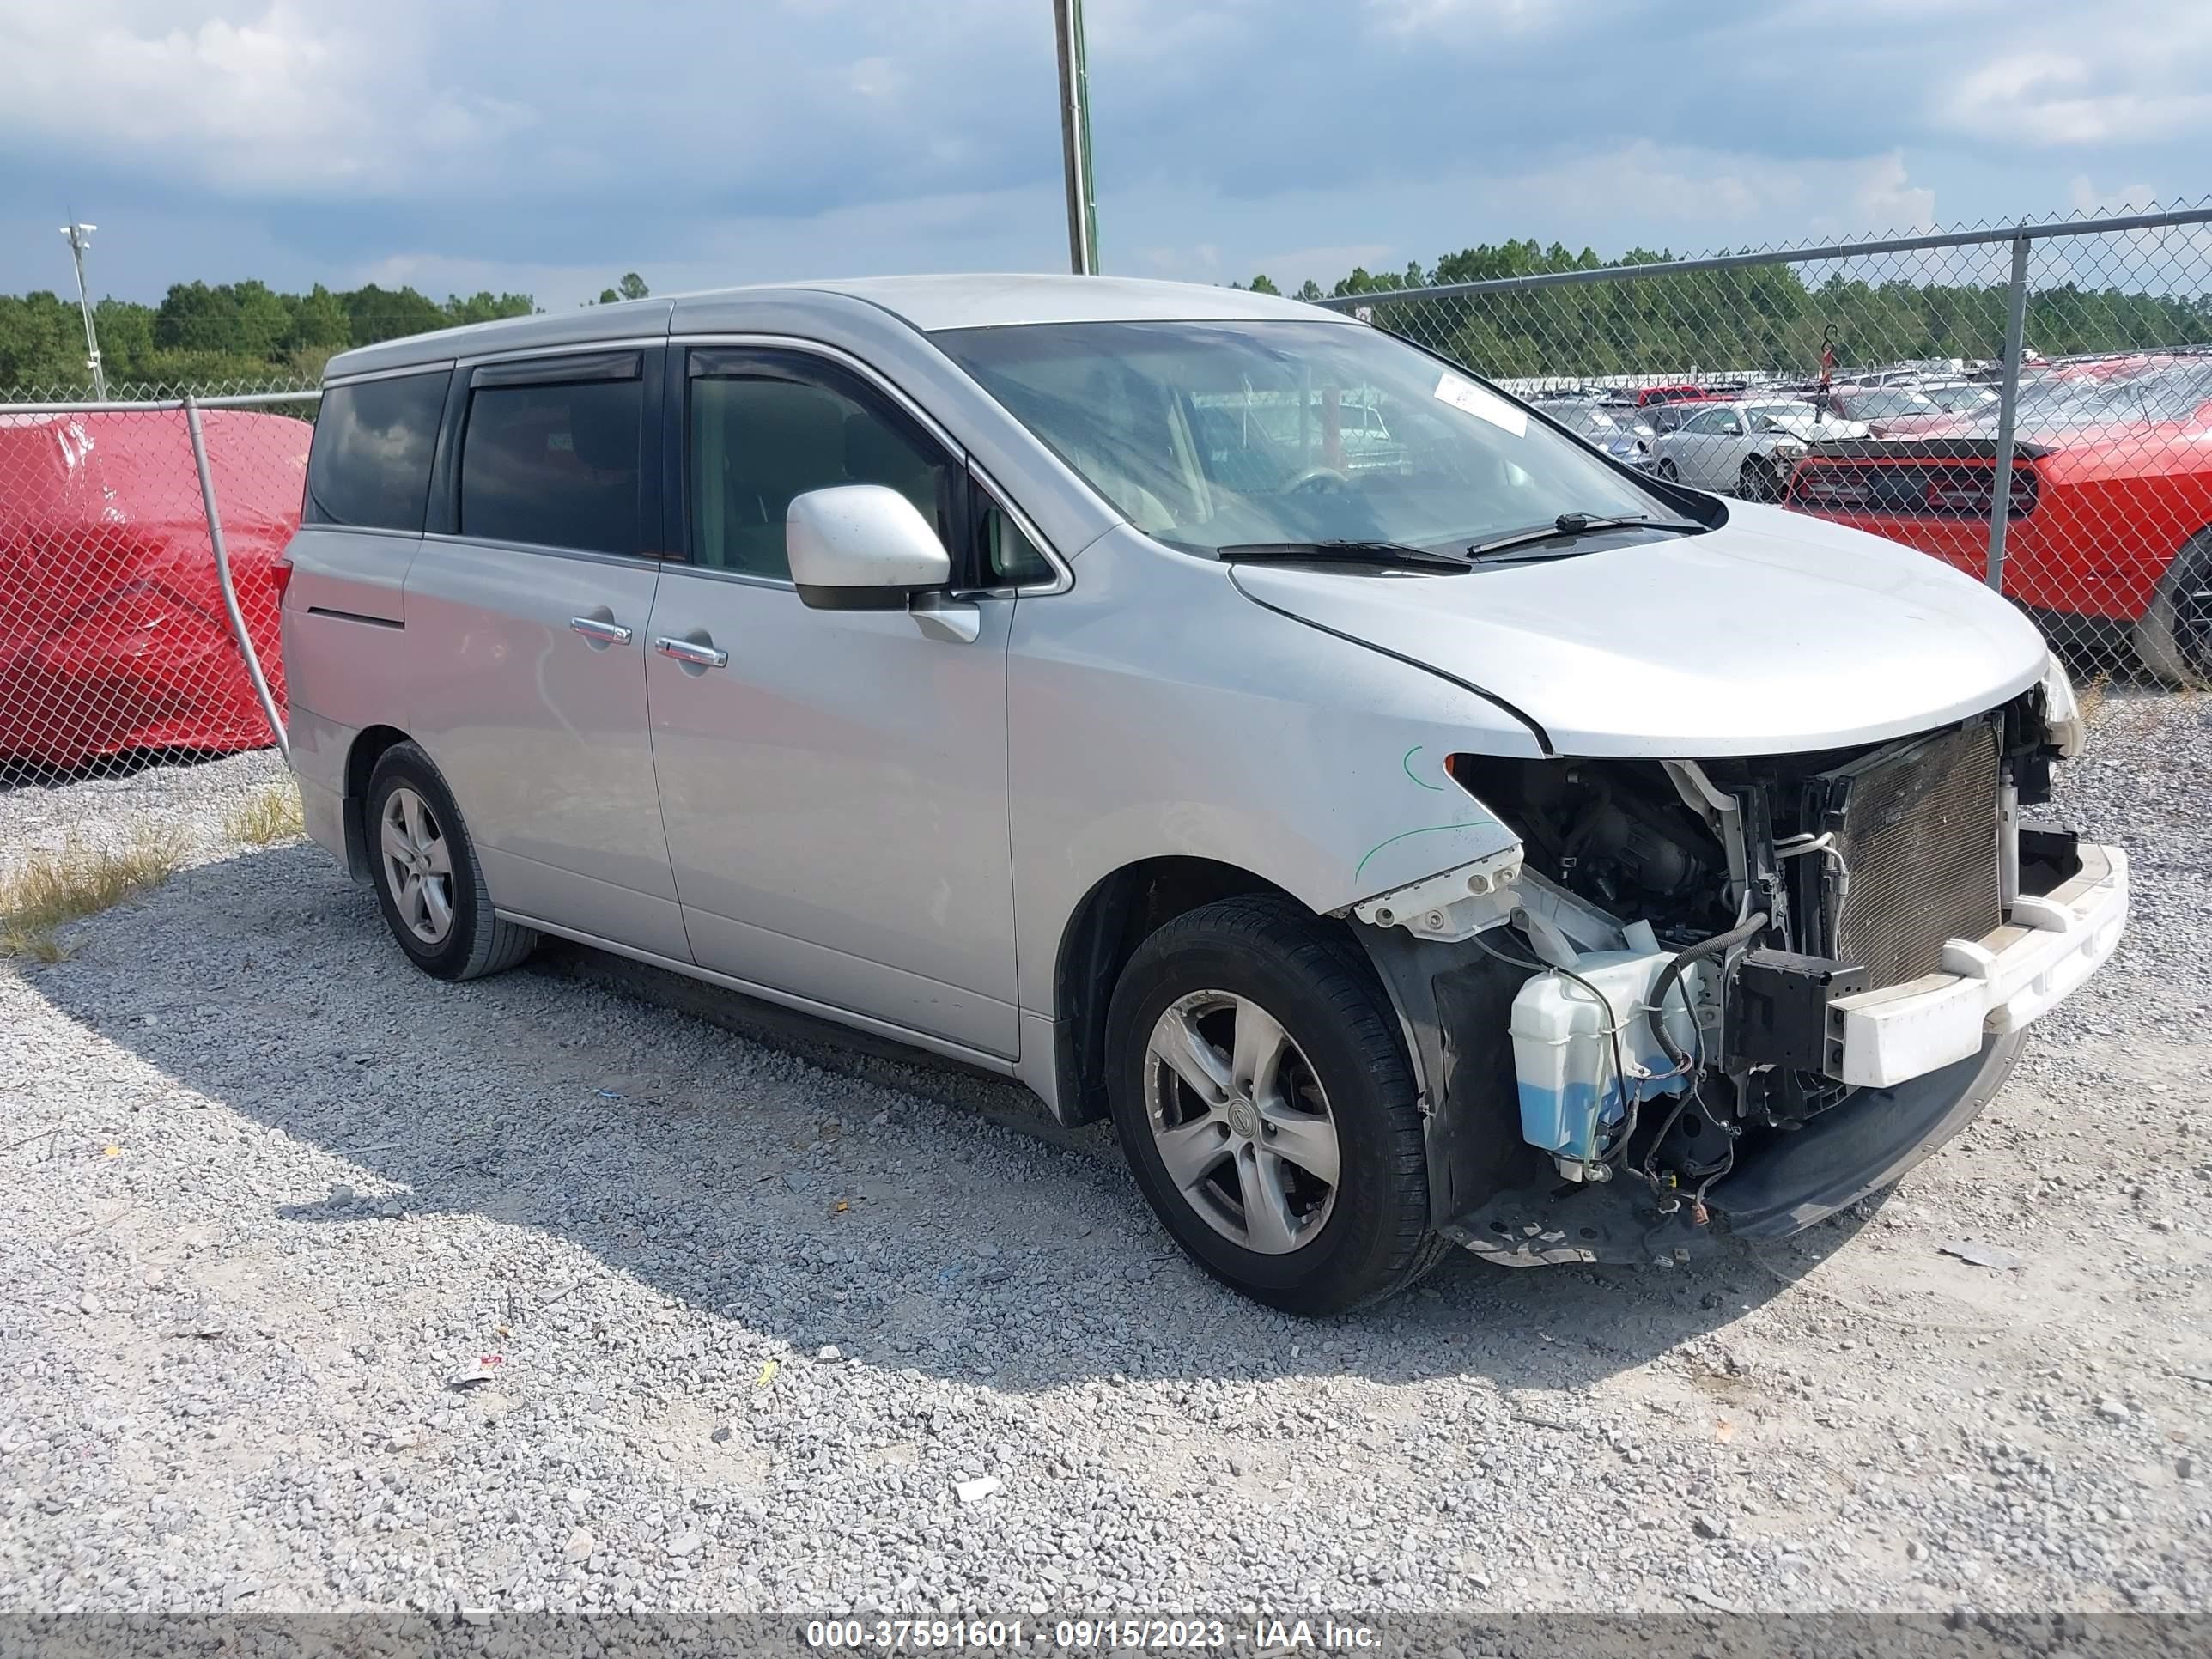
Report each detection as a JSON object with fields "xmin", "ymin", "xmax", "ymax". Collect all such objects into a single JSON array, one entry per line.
[{"xmin": 1, "ymin": 697, "xmax": 2208, "ymax": 1617}]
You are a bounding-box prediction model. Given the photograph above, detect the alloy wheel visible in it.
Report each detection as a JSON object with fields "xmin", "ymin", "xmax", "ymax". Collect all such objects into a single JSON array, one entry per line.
[
  {"xmin": 1141, "ymin": 990, "xmax": 1340, "ymax": 1254},
  {"xmin": 379, "ymin": 786, "xmax": 456, "ymax": 945}
]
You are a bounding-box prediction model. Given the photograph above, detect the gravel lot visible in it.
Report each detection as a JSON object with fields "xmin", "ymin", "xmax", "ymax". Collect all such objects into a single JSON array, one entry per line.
[{"xmin": 2, "ymin": 697, "xmax": 2208, "ymax": 1617}]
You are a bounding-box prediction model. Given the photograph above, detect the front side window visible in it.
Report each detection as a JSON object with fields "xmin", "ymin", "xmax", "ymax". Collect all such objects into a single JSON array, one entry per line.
[
  {"xmin": 305, "ymin": 369, "xmax": 451, "ymax": 532},
  {"xmin": 688, "ymin": 356, "xmax": 953, "ymax": 580},
  {"xmin": 934, "ymin": 319, "xmax": 1658, "ymax": 557},
  {"xmin": 459, "ymin": 370, "xmax": 642, "ymax": 555}
]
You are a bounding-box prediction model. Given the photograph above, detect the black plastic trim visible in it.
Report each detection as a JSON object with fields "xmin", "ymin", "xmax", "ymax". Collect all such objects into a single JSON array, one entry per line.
[{"xmin": 469, "ymin": 350, "xmax": 641, "ymax": 389}]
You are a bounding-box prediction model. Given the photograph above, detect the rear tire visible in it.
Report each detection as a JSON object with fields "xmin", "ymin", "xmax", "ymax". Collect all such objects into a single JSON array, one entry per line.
[
  {"xmin": 364, "ymin": 742, "xmax": 537, "ymax": 981},
  {"xmin": 2133, "ymin": 529, "xmax": 2212, "ymax": 687},
  {"xmin": 1103, "ymin": 895, "xmax": 1447, "ymax": 1315}
]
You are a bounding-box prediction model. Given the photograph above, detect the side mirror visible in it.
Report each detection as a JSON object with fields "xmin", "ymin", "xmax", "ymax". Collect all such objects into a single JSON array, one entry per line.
[{"xmin": 786, "ymin": 484, "xmax": 950, "ymax": 611}]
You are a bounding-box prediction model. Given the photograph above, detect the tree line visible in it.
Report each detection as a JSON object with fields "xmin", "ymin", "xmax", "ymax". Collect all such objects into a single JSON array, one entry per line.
[
  {"xmin": 6, "ymin": 236, "xmax": 2205, "ymax": 394},
  {"xmin": 0, "ymin": 272, "xmax": 652, "ymax": 392},
  {"xmin": 1237, "ymin": 240, "xmax": 2212, "ymax": 380}
]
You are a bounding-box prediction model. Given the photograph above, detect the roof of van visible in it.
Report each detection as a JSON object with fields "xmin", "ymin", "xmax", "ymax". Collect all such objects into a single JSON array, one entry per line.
[{"xmin": 322, "ymin": 274, "xmax": 1347, "ymax": 380}]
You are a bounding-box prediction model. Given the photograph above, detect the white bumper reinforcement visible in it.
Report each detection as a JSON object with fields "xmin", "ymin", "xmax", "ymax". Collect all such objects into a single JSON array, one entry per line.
[{"xmin": 1827, "ymin": 842, "xmax": 2129, "ymax": 1088}]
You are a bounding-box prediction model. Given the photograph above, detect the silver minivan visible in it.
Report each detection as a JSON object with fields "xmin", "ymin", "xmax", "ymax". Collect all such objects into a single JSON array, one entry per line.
[{"xmin": 282, "ymin": 276, "xmax": 2125, "ymax": 1313}]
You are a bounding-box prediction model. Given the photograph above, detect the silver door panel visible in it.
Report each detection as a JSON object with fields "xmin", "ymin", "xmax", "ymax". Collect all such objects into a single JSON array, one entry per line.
[
  {"xmin": 645, "ymin": 570, "xmax": 1019, "ymax": 1057},
  {"xmin": 402, "ymin": 538, "xmax": 682, "ymax": 950}
]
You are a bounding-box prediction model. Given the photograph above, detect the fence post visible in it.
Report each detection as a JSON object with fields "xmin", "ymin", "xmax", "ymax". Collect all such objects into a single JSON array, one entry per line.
[
  {"xmin": 1984, "ymin": 228, "xmax": 2032, "ymax": 592},
  {"xmin": 183, "ymin": 395, "xmax": 290, "ymax": 767}
]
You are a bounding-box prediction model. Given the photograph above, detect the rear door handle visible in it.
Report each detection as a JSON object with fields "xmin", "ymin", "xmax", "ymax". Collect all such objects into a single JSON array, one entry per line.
[
  {"xmin": 653, "ymin": 635, "xmax": 729, "ymax": 669},
  {"xmin": 569, "ymin": 616, "xmax": 632, "ymax": 646}
]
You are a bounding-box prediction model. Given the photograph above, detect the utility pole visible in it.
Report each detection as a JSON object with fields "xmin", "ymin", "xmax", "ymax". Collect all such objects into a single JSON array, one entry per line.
[
  {"xmin": 59, "ymin": 222, "xmax": 106, "ymax": 399},
  {"xmin": 1052, "ymin": 0, "xmax": 1099, "ymax": 274}
]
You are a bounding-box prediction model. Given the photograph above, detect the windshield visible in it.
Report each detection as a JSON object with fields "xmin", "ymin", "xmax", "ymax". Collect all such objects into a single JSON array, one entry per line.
[
  {"xmin": 1535, "ymin": 404, "xmax": 1624, "ymax": 440},
  {"xmin": 1743, "ymin": 400, "xmax": 1820, "ymax": 428},
  {"xmin": 1923, "ymin": 383, "xmax": 1996, "ymax": 411},
  {"xmin": 1842, "ymin": 389, "xmax": 1936, "ymax": 417},
  {"xmin": 2014, "ymin": 362, "xmax": 2212, "ymax": 426},
  {"xmin": 934, "ymin": 319, "xmax": 1658, "ymax": 556}
]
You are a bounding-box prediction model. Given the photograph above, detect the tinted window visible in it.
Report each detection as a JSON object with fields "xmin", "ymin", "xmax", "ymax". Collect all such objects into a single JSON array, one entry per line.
[
  {"xmin": 459, "ymin": 375, "xmax": 642, "ymax": 555},
  {"xmin": 690, "ymin": 367, "xmax": 952, "ymax": 580},
  {"xmin": 304, "ymin": 369, "xmax": 450, "ymax": 532}
]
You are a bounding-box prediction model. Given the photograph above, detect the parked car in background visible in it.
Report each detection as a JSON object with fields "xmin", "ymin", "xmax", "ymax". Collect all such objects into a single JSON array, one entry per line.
[
  {"xmin": 281, "ymin": 277, "xmax": 2117, "ymax": 1313},
  {"xmin": 1532, "ymin": 400, "xmax": 1656, "ymax": 470},
  {"xmin": 1650, "ymin": 398, "xmax": 1867, "ymax": 500},
  {"xmin": 1614, "ymin": 382, "xmax": 1723, "ymax": 408},
  {"xmin": 1787, "ymin": 357, "xmax": 2212, "ymax": 681},
  {"xmin": 1826, "ymin": 384, "xmax": 1996, "ymax": 435}
]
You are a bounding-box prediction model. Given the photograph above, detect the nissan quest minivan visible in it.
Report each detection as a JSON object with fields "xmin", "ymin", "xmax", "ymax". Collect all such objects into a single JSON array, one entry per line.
[{"xmin": 281, "ymin": 276, "xmax": 2125, "ymax": 1313}]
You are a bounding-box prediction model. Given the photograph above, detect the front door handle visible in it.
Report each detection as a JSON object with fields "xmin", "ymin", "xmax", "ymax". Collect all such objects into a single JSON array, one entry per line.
[
  {"xmin": 653, "ymin": 635, "xmax": 729, "ymax": 669},
  {"xmin": 569, "ymin": 616, "xmax": 633, "ymax": 647}
]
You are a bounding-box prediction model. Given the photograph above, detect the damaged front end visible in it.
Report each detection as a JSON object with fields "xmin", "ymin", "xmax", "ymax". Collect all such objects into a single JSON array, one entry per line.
[{"xmin": 1350, "ymin": 661, "xmax": 2126, "ymax": 1267}]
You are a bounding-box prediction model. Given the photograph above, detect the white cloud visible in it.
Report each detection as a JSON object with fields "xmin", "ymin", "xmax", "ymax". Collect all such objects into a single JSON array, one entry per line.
[
  {"xmin": 1455, "ymin": 143, "xmax": 1936, "ymax": 245},
  {"xmin": 1362, "ymin": 0, "xmax": 1562, "ymax": 35},
  {"xmin": 1847, "ymin": 153, "xmax": 1937, "ymax": 237},
  {"xmin": 2069, "ymin": 175, "xmax": 2159, "ymax": 216},
  {"xmin": 1943, "ymin": 17, "xmax": 2212, "ymax": 149},
  {"xmin": 848, "ymin": 56, "xmax": 905, "ymax": 99},
  {"xmin": 0, "ymin": 2, "xmax": 529, "ymax": 195},
  {"xmin": 4, "ymin": 0, "xmax": 2209, "ymax": 308}
]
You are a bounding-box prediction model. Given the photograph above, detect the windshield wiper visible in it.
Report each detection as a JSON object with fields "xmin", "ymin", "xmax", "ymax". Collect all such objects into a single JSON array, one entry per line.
[
  {"xmin": 1465, "ymin": 513, "xmax": 1703, "ymax": 561},
  {"xmin": 1217, "ymin": 539, "xmax": 1471, "ymax": 572}
]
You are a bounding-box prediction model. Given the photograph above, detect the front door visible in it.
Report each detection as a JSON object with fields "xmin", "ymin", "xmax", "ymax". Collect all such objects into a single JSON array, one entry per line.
[
  {"xmin": 401, "ymin": 348, "xmax": 688, "ymax": 959},
  {"xmin": 643, "ymin": 345, "xmax": 1020, "ymax": 1057}
]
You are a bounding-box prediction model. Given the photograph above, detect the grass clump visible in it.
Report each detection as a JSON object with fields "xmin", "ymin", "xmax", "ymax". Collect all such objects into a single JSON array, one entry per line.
[
  {"xmin": 223, "ymin": 781, "xmax": 305, "ymax": 847},
  {"xmin": 0, "ymin": 827, "xmax": 186, "ymax": 962}
]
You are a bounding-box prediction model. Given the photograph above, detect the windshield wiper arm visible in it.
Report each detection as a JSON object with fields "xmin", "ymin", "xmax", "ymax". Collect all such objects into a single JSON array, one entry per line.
[
  {"xmin": 1466, "ymin": 513, "xmax": 1703, "ymax": 561},
  {"xmin": 1217, "ymin": 539, "xmax": 1471, "ymax": 571}
]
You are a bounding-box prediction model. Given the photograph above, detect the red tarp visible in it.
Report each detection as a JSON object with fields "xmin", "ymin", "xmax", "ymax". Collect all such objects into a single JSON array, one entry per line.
[{"xmin": 0, "ymin": 408, "xmax": 308, "ymax": 771}]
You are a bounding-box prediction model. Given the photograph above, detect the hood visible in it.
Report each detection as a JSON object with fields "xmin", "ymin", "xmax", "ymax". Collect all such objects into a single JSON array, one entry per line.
[
  {"xmin": 1773, "ymin": 413, "xmax": 1871, "ymax": 441},
  {"xmin": 1228, "ymin": 504, "xmax": 2049, "ymax": 758}
]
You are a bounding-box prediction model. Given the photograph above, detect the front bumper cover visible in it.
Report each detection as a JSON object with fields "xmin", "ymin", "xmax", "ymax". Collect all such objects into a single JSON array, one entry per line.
[{"xmin": 1827, "ymin": 841, "xmax": 2127, "ymax": 1088}]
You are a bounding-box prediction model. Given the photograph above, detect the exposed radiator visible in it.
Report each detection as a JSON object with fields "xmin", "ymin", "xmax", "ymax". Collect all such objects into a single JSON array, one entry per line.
[{"xmin": 1811, "ymin": 720, "xmax": 2003, "ymax": 989}]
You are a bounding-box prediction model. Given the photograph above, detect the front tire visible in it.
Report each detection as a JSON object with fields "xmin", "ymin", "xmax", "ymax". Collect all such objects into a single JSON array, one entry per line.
[
  {"xmin": 2133, "ymin": 528, "xmax": 2212, "ymax": 686},
  {"xmin": 1656, "ymin": 458, "xmax": 1679, "ymax": 483},
  {"xmin": 1739, "ymin": 456, "xmax": 1779, "ymax": 502},
  {"xmin": 364, "ymin": 742, "xmax": 537, "ymax": 981},
  {"xmin": 1103, "ymin": 896, "xmax": 1446, "ymax": 1315}
]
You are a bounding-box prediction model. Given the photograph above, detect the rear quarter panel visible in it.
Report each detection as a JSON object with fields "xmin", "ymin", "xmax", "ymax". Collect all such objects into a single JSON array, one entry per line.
[{"xmin": 279, "ymin": 524, "xmax": 419, "ymax": 795}]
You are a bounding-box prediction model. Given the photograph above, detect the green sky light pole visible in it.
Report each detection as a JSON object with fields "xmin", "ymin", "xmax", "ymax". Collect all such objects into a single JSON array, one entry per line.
[{"xmin": 1053, "ymin": 0, "xmax": 1099, "ymax": 274}]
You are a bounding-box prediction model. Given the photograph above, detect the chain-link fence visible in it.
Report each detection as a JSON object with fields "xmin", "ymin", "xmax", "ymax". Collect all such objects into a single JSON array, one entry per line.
[
  {"xmin": 5, "ymin": 207, "xmax": 2209, "ymax": 809},
  {"xmin": 1319, "ymin": 205, "xmax": 2212, "ymax": 685},
  {"xmin": 0, "ymin": 387, "xmax": 313, "ymax": 789}
]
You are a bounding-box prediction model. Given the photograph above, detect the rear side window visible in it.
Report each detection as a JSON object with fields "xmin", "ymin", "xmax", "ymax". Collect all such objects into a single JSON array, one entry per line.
[
  {"xmin": 459, "ymin": 365, "xmax": 643, "ymax": 556},
  {"xmin": 304, "ymin": 369, "xmax": 451, "ymax": 532}
]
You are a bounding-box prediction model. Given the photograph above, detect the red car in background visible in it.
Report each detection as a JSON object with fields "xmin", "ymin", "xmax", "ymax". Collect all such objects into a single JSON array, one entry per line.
[
  {"xmin": 1784, "ymin": 358, "xmax": 2212, "ymax": 681},
  {"xmin": 0, "ymin": 409, "xmax": 307, "ymax": 771}
]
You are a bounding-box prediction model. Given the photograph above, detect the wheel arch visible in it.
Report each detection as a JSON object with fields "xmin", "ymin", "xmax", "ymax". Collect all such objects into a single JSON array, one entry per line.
[
  {"xmin": 340, "ymin": 723, "xmax": 414, "ymax": 882},
  {"xmin": 1046, "ymin": 856, "xmax": 1316, "ymax": 1127}
]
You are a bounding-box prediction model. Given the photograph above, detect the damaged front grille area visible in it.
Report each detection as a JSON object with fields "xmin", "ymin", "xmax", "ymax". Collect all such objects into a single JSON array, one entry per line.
[{"xmin": 1802, "ymin": 720, "xmax": 2003, "ymax": 988}]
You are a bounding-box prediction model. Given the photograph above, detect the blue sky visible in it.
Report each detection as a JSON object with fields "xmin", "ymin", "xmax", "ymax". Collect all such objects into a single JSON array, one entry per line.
[{"xmin": 2, "ymin": 0, "xmax": 2207, "ymax": 307}]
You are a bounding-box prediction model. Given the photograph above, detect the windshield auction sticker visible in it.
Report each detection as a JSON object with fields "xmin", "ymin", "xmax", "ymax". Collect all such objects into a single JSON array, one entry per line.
[{"xmin": 1433, "ymin": 370, "xmax": 1528, "ymax": 436}]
